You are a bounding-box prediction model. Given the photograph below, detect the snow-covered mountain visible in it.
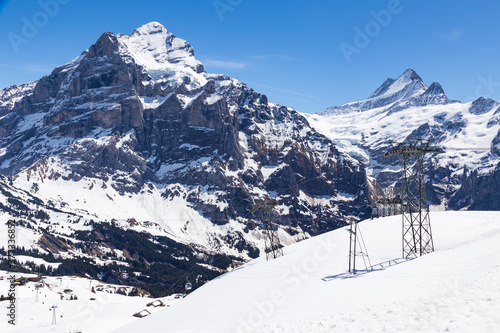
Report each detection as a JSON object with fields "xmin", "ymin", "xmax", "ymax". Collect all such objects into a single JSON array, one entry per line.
[
  {"xmin": 0, "ymin": 81, "xmax": 37, "ymax": 113},
  {"xmin": 307, "ymin": 69, "xmax": 500, "ymax": 210},
  {"xmin": 322, "ymin": 69, "xmax": 456, "ymax": 116},
  {"xmin": 0, "ymin": 22, "xmax": 371, "ymax": 294}
]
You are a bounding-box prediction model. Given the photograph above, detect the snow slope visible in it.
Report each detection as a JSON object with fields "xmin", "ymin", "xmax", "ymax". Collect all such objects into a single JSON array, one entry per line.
[{"xmin": 112, "ymin": 211, "xmax": 500, "ymax": 333}]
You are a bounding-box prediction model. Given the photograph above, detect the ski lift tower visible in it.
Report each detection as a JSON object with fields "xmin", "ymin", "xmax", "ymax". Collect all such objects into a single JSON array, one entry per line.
[
  {"xmin": 185, "ymin": 278, "xmax": 192, "ymax": 295},
  {"xmin": 51, "ymin": 305, "xmax": 58, "ymax": 325},
  {"xmin": 347, "ymin": 217, "xmax": 371, "ymax": 274},
  {"xmin": 251, "ymin": 199, "xmax": 284, "ymax": 260},
  {"xmin": 385, "ymin": 139, "xmax": 440, "ymax": 258}
]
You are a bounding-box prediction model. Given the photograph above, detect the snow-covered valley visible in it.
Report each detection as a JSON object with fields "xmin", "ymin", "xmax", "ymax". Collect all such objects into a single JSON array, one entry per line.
[{"xmin": 2, "ymin": 211, "xmax": 499, "ymax": 332}]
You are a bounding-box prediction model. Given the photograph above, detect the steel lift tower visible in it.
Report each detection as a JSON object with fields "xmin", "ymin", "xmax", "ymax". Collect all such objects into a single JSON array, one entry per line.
[
  {"xmin": 385, "ymin": 139, "xmax": 440, "ymax": 258},
  {"xmin": 251, "ymin": 199, "xmax": 284, "ymax": 260}
]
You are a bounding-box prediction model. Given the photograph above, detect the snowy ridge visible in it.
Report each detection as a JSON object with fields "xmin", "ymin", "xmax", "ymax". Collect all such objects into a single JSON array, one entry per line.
[
  {"xmin": 368, "ymin": 68, "xmax": 425, "ymax": 99},
  {"xmin": 0, "ymin": 81, "xmax": 38, "ymax": 112},
  {"xmin": 118, "ymin": 22, "xmax": 202, "ymax": 72}
]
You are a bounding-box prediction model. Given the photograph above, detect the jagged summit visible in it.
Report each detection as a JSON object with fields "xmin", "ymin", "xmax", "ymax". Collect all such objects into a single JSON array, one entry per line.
[
  {"xmin": 321, "ymin": 68, "xmax": 452, "ymax": 116},
  {"xmin": 423, "ymin": 82, "xmax": 445, "ymax": 96},
  {"xmin": 401, "ymin": 67, "xmax": 421, "ymax": 80},
  {"xmin": 368, "ymin": 68, "xmax": 426, "ymax": 99},
  {"xmin": 117, "ymin": 21, "xmax": 204, "ymax": 77},
  {"xmin": 130, "ymin": 21, "xmax": 168, "ymax": 36}
]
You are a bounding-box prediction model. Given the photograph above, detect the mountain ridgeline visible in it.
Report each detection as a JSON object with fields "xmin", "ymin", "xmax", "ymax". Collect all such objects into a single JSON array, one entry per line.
[{"xmin": 0, "ymin": 22, "xmax": 371, "ymax": 291}]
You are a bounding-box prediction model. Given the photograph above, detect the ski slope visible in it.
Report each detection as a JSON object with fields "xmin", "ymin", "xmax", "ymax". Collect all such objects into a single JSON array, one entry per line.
[{"xmin": 114, "ymin": 211, "xmax": 500, "ymax": 333}]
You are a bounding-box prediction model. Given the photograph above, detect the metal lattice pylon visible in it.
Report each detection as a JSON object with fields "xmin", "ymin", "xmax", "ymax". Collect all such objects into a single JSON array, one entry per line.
[
  {"xmin": 372, "ymin": 186, "xmax": 403, "ymax": 218},
  {"xmin": 251, "ymin": 199, "xmax": 284, "ymax": 260},
  {"xmin": 385, "ymin": 139, "xmax": 439, "ymax": 258}
]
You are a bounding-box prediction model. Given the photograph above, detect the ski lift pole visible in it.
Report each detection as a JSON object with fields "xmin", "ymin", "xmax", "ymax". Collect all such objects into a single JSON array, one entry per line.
[
  {"xmin": 184, "ymin": 277, "xmax": 192, "ymax": 297},
  {"xmin": 352, "ymin": 221, "xmax": 357, "ymax": 274},
  {"xmin": 348, "ymin": 217, "xmax": 358, "ymax": 274}
]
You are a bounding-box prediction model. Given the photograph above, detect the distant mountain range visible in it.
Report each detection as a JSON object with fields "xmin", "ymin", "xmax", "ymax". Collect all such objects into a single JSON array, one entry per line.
[{"xmin": 306, "ymin": 68, "xmax": 500, "ymax": 210}]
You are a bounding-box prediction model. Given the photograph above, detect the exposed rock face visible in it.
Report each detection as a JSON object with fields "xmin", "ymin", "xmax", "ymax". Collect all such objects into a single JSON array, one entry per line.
[
  {"xmin": 447, "ymin": 164, "xmax": 500, "ymax": 210},
  {"xmin": 469, "ymin": 97, "xmax": 497, "ymax": 115},
  {"xmin": 38, "ymin": 233, "xmax": 72, "ymax": 253},
  {"xmin": 0, "ymin": 22, "xmax": 371, "ymax": 265}
]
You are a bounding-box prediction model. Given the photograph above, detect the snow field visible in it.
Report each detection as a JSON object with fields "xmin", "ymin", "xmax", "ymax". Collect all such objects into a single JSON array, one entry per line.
[{"xmin": 114, "ymin": 211, "xmax": 500, "ymax": 333}]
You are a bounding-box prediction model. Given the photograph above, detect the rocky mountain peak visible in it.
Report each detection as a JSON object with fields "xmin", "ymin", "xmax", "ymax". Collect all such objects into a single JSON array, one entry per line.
[
  {"xmin": 400, "ymin": 68, "xmax": 422, "ymax": 82},
  {"xmin": 469, "ymin": 96, "xmax": 497, "ymax": 115},
  {"xmin": 88, "ymin": 31, "xmax": 120, "ymax": 58},
  {"xmin": 423, "ymin": 82, "xmax": 445, "ymax": 96},
  {"xmin": 368, "ymin": 68, "xmax": 426, "ymax": 99},
  {"xmin": 321, "ymin": 69, "xmax": 447, "ymax": 116},
  {"xmin": 117, "ymin": 21, "xmax": 204, "ymax": 76}
]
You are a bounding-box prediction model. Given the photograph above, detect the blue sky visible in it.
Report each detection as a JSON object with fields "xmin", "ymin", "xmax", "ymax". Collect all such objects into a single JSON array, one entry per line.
[{"xmin": 1, "ymin": 0, "xmax": 500, "ymax": 114}]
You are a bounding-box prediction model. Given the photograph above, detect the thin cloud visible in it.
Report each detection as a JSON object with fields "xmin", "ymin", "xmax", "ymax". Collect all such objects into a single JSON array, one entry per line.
[
  {"xmin": 202, "ymin": 54, "xmax": 297, "ymax": 70},
  {"xmin": 247, "ymin": 81, "xmax": 320, "ymax": 100},
  {"xmin": 437, "ymin": 28, "xmax": 464, "ymax": 42},
  {"xmin": 0, "ymin": 63, "xmax": 57, "ymax": 73},
  {"xmin": 203, "ymin": 59, "xmax": 247, "ymax": 70},
  {"xmin": 248, "ymin": 54, "xmax": 297, "ymax": 62}
]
